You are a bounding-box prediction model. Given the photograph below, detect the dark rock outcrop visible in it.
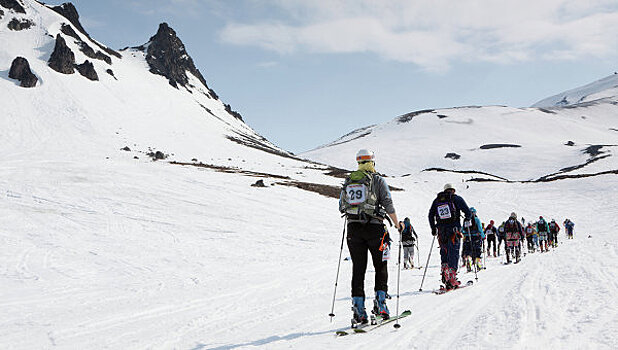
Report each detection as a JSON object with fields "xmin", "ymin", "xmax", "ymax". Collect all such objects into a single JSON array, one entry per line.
[
  {"xmin": 147, "ymin": 150, "xmax": 167, "ymax": 161},
  {"xmin": 48, "ymin": 34, "xmax": 75, "ymax": 74},
  {"xmin": 224, "ymin": 104, "xmax": 243, "ymax": 121},
  {"xmin": 398, "ymin": 109, "xmax": 435, "ymax": 123},
  {"xmin": 0, "ymin": 0, "xmax": 25, "ymax": 14},
  {"xmin": 141, "ymin": 23, "xmax": 212, "ymax": 90},
  {"xmin": 7, "ymin": 17, "xmax": 33, "ymax": 30},
  {"xmin": 60, "ymin": 24, "xmax": 111, "ymax": 64},
  {"xmin": 565, "ymin": 141, "xmax": 575, "ymax": 146},
  {"xmin": 8, "ymin": 56, "xmax": 38, "ymax": 87},
  {"xmin": 60, "ymin": 23, "xmax": 80, "ymax": 40},
  {"xmin": 479, "ymin": 144, "xmax": 522, "ymax": 150},
  {"xmin": 0, "ymin": 9, "xmax": 4, "ymax": 19},
  {"xmin": 121, "ymin": 146, "xmax": 131, "ymax": 151},
  {"xmin": 251, "ymin": 179, "xmax": 266, "ymax": 187},
  {"xmin": 75, "ymin": 60, "xmax": 98, "ymax": 81},
  {"xmin": 106, "ymin": 69, "xmax": 116, "ymax": 79},
  {"xmin": 51, "ymin": 3, "xmax": 121, "ymax": 59},
  {"xmin": 51, "ymin": 3, "xmax": 88, "ymax": 37},
  {"xmin": 79, "ymin": 41, "xmax": 111, "ymax": 64},
  {"xmin": 444, "ymin": 153, "xmax": 461, "ymax": 160}
]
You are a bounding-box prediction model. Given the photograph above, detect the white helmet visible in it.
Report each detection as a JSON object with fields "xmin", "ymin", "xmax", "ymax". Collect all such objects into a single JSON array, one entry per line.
[
  {"xmin": 356, "ymin": 149, "xmax": 375, "ymax": 163},
  {"xmin": 444, "ymin": 183, "xmax": 455, "ymax": 191}
]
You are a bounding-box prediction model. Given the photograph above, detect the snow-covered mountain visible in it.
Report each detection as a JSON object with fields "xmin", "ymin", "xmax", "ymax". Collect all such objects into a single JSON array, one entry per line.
[
  {"xmin": 303, "ymin": 90, "xmax": 618, "ymax": 182},
  {"xmin": 2, "ymin": 1, "xmax": 618, "ymax": 349},
  {"xmin": 0, "ymin": 0, "xmax": 305, "ymax": 172},
  {"xmin": 532, "ymin": 73, "xmax": 618, "ymax": 108}
]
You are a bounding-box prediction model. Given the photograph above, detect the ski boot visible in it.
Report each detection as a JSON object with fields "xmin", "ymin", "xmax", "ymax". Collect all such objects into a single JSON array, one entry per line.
[
  {"xmin": 372, "ymin": 291, "xmax": 390, "ymax": 320},
  {"xmin": 475, "ymin": 258, "xmax": 483, "ymax": 270},
  {"xmin": 351, "ymin": 296, "xmax": 368, "ymax": 327},
  {"xmin": 441, "ymin": 263, "xmax": 448, "ymax": 284},
  {"xmin": 446, "ymin": 268, "xmax": 461, "ymax": 290}
]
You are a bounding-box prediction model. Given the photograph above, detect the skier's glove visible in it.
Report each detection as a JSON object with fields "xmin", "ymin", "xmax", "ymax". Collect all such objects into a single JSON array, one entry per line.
[{"xmin": 431, "ymin": 227, "xmax": 437, "ymax": 236}]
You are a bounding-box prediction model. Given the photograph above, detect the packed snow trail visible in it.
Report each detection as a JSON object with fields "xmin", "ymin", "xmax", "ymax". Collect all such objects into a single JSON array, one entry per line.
[{"xmin": 2, "ymin": 157, "xmax": 617, "ymax": 349}]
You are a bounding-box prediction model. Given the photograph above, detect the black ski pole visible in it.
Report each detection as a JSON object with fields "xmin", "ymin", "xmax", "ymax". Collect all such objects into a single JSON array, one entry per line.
[
  {"xmin": 482, "ymin": 239, "xmax": 486, "ymax": 269},
  {"xmin": 329, "ymin": 220, "xmax": 346, "ymax": 322},
  {"xmin": 419, "ymin": 234, "xmax": 436, "ymax": 291},
  {"xmin": 394, "ymin": 227, "xmax": 403, "ymax": 329},
  {"xmin": 416, "ymin": 242, "xmax": 420, "ymax": 269}
]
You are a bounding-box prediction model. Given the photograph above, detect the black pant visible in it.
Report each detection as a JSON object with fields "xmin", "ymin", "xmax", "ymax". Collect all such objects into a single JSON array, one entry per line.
[
  {"xmin": 347, "ymin": 222, "xmax": 388, "ymax": 298},
  {"xmin": 486, "ymin": 234, "xmax": 496, "ymax": 255}
]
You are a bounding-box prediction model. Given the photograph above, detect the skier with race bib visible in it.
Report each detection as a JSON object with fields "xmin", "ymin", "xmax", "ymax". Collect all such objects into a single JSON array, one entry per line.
[
  {"xmin": 549, "ymin": 219, "xmax": 560, "ymax": 248},
  {"xmin": 537, "ymin": 216, "xmax": 550, "ymax": 252},
  {"xmin": 504, "ymin": 213, "xmax": 524, "ymax": 264},
  {"xmin": 401, "ymin": 217, "xmax": 418, "ymax": 269},
  {"xmin": 525, "ymin": 223, "xmax": 538, "ymax": 253},
  {"xmin": 497, "ymin": 222, "xmax": 506, "ymax": 256},
  {"xmin": 565, "ymin": 219, "xmax": 575, "ymax": 239},
  {"xmin": 461, "ymin": 207, "xmax": 484, "ymax": 271},
  {"xmin": 485, "ymin": 220, "xmax": 498, "ymax": 257},
  {"xmin": 428, "ymin": 183, "xmax": 472, "ymax": 290},
  {"xmin": 339, "ymin": 149, "xmax": 399, "ymax": 325}
]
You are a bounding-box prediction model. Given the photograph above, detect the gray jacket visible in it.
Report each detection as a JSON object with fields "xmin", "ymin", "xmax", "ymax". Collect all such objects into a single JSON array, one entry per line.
[{"xmin": 339, "ymin": 173, "xmax": 395, "ymax": 224}]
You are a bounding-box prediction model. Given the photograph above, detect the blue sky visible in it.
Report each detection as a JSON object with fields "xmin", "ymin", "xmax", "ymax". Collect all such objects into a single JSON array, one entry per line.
[{"xmin": 57, "ymin": 0, "xmax": 618, "ymax": 153}]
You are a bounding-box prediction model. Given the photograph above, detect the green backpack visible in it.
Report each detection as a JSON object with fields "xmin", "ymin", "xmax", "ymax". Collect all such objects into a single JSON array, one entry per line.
[{"xmin": 341, "ymin": 170, "xmax": 379, "ymax": 219}]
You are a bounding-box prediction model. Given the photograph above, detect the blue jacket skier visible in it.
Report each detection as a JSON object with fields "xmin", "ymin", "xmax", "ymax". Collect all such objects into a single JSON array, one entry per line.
[{"xmin": 428, "ymin": 183, "xmax": 471, "ymax": 289}]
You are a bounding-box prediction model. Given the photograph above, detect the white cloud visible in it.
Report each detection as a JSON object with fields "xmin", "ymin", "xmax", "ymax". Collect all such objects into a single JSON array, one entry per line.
[{"xmin": 218, "ymin": 0, "xmax": 618, "ymax": 71}]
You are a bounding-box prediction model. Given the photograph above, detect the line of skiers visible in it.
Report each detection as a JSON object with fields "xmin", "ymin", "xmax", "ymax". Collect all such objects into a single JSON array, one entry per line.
[{"xmin": 337, "ymin": 149, "xmax": 575, "ymax": 326}]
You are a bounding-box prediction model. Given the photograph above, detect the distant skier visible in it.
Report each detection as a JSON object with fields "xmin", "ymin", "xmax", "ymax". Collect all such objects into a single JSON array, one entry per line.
[
  {"xmin": 467, "ymin": 207, "xmax": 485, "ymax": 270},
  {"xmin": 497, "ymin": 222, "xmax": 506, "ymax": 256},
  {"xmin": 485, "ymin": 220, "xmax": 498, "ymax": 257},
  {"xmin": 428, "ymin": 183, "xmax": 472, "ymax": 290},
  {"xmin": 549, "ymin": 219, "xmax": 560, "ymax": 248},
  {"xmin": 504, "ymin": 213, "xmax": 524, "ymax": 264},
  {"xmin": 537, "ymin": 216, "xmax": 550, "ymax": 252},
  {"xmin": 525, "ymin": 223, "xmax": 536, "ymax": 253},
  {"xmin": 340, "ymin": 149, "xmax": 399, "ymax": 324},
  {"xmin": 400, "ymin": 217, "xmax": 418, "ymax": 269},
  {"xmin": 565, "ymin": 219, "xmax": 575, "ymax": 239}
]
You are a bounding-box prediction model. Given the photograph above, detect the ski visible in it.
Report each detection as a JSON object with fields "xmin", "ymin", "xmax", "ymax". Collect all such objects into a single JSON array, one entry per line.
[
  {"xmin": 353, "ymin": 310, "xmax": 411, "ymax": 333},
  {"xmin": 335, "ymin": 310, "xmax": 411, "ymax": 336},
  {"xmin": 434, "ymin": 280, "xmax": 474, "ymax": 295}
]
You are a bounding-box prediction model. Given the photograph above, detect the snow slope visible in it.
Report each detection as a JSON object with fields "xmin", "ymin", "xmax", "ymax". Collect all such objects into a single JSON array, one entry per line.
[
  {"xmin": 1, "ymin": 1, "xmax": 618, "ymax": 349},
  {"xmin": 303, "ymin": 103, "xmax": 618, "ymax": 181},
  {"xmin": 0, "ymin": 0, "xmax": 300, "ymax": 174},
  {"xmin": 533, "ymin": 73, "xmax": 618, "ymax": 108}
]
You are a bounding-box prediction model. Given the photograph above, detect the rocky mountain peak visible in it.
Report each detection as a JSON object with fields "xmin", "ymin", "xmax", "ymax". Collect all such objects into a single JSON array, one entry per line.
[
  {"xmin": 50, "ymin": 2, "xmax": 87, "ymax": 37},
  {"xmin": 142, "ymin": 22, "xmax": 214, "ymax": 94},
  {"xmin": 50, "ymin": 2, "xmax": 121, "ymax": 59}
]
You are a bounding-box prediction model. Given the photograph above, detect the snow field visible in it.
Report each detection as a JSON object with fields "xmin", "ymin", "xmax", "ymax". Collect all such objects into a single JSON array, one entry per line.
[{"xmin": 2, "ymin": 157, "xmax": 617, "ymax": 349}]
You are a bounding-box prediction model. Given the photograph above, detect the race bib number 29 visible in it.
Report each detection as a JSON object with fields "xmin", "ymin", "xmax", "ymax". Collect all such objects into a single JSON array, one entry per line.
[
  {"xmin": 437, "ymin": 204, "xmax": 452, "ymax": 220},
  {"xmin": 346, "ymin": 184, "xmax": 367, "ymax": 205}
]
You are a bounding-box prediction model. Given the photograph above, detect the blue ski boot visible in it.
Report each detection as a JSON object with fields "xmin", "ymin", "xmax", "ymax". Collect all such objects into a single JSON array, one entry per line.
[
  {"xmin": 351, "ymin": 296, "xmax": 368, "ymax": 327},
  {"xmin": 373, "ymin": 290, "xmax": 390, "ymax": 320}
]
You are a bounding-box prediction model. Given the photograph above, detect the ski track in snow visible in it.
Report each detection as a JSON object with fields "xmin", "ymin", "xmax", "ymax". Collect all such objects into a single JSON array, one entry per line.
[{"xmin": 2, "ymin": 154, "xmax": 618, "ymax": 349}]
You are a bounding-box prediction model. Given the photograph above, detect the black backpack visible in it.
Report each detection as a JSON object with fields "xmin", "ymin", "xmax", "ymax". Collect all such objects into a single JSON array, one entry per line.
[{"xmin": 434, "ymin": 192, "xmax": 458, "ymax": 226}]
